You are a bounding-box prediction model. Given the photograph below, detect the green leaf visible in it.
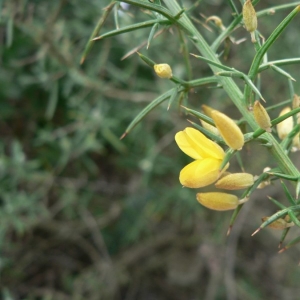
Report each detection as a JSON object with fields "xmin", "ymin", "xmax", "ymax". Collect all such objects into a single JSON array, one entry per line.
[
  {"xmin": 266, "ymin": 172, "xmax": 299, "ymax": 181},
  {"xmin": 80, "ymin": 1, "xmax": 116, "ymax": 64},
  {"xmin": 268, "ymin": 196, "xmax": 287, "ymax": 210},
  {"xmin": 181, "ymin": 106, "xmax": 215, "ymax": 126},
  {"xmin": 45, "ymin": 81, "xmax": 59, "ymax": 120},
  {"xmin": 280, "ymin": 180, "xmax": 297, "ymax": 205},
  {"xmin": 147, "ymin": 23, "xmax": 159, "ymax": 49},
  {"xmin": 121, "ymin": 87, "xmax": 180, "ymax": 138},
  {"xmin": 6, "ymin": 15, "xmax": 13, "ymax": 48},
  {"xmin": 278, "ymin": 228, "xmax": 291, "ymax": 249},
  {"xmin": 190, "ymin": 54, "xmax": 234, "ymax": 72},
  {"xmin": 93, "ymin": 19, "xmax": 170, "ymax": 41},
  {"xmin": 270, "ymin": 64, "xmax": 296, "ymax": 81},
  {"xmin": 279, "ymin": 235, "xmax": 300, "ymax": 253},
  {"xmin": 114, "ymin": 2, "xmax": 120, "ymax": 29}
]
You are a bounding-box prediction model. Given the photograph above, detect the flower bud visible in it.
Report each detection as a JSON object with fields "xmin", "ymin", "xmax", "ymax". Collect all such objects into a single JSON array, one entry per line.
[
  {"xmin": 201, "ymin": 104, "xmax": 214, "ymax": 118},
  {"xmin": 292, "ymin": 94, "xmax": 300, "ymax": 109},
  {"xmin": 200, "ymin": 119, "xmax": 219, "ymax": 136},
  {"xmin": 206, "ymin": 16, "xmax": 226, "ymax": 31},
  {"xmin": 253, "ymin": 100, "xmax": 272, "ymax": 132},
  {"xmin": 243, "ymin": 0, "xmax": 257, "ymax": 42},
  {"xmin": 276, "ymin": 107, "xmax": 293, "ymax": 140},
  {"xmin": 292, "ymin": 94, "xmax": 300, "ymax": 125},
  {"xmin": 154, "ymin": 64, "xmax": 173, "ymax": 79},
  {"xmin": 196, "ymin": 192, "xmax": 239, "ymax": 211},
  {"xmin": 257, "ymin": 180, "xmax": 270, "ymax": 189},
  {"xmin": 215, "ymin": 173, "xmax": 254, "ymax": 190},
  {"xmin": 200, "ymin": 105, "xmax": 220, "ymax": 136},
  {"xmin": 256, "ymin": 167, "xmax": 271, "ymax": 189},
  {"xmin": 211, "ymin": 110, "xmax": 244, "ymax": 150},
  {"xmin": 292, "ymin": 133, "xmax": 300, "ymax": 152},
  {"xmin": 261, "ymin": 216, "xmax": 294, "ymax": 230}
]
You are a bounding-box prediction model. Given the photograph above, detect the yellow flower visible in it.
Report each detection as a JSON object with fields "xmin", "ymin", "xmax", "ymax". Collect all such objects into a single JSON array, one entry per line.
[{"xmin": 175, "ymin": 127, "xmax": 228, "ymax": 188}]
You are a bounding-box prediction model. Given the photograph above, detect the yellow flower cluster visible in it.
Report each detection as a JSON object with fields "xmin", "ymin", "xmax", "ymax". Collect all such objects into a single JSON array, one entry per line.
[{"xmin": 175, "ymin": 108, "xmax": 254, "ymax": 211}]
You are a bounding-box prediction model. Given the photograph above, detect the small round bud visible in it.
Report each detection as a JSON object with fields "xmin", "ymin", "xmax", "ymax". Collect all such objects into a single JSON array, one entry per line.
[
  {"xmin": 211, "ymin": 110, "xmax": 244, "ymax": 150},
  {"xmin": 253, "ymin": 100, "xmax": 272, "ymax": 132},
  {"xmin": 154, "ymin": 64, "xmax": 173, "ymax": 79},
  {"xmin": 215, "ymin": 173, "xmax": 254, "ymax": 190}
]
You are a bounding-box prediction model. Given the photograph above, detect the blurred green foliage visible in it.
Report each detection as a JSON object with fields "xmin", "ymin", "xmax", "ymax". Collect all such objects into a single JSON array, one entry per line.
[{"xmin": 1, "ymin": 0, "xmax": 300, "ymax": 299}]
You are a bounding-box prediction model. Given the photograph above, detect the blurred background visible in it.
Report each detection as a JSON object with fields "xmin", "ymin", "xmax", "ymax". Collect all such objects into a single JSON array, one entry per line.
[{"xmin": 1, "ymin": 0, "xmax": 300, "ymax": 299}]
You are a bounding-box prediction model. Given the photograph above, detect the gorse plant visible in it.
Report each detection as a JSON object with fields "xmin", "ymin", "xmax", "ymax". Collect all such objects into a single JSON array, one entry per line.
[{"xmin": 90, "ymin": 0, "xmax": 300, "ymax": 253}]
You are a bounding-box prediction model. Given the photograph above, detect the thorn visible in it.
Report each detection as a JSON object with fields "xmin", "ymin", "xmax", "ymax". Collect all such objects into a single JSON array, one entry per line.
[
  {"xmin": 92, "ymin": 36, "xmax": 102, "ymax": 41},
  {"xmin": 80, "ymin": 57, "xmax": 85, "ymax": 65},
  {"xmin": 278, "ymin": 247, "xmax": 287, "ymax": 254},
  {"xmin": 278, "ymin": 242, "xmax": 282, "ymax": 249},
  {"xmin": 251, "ymin": 227, "xmax": 261, "ymax": 236},
  {"xmin": 227, "ymin": 226, "xmax": 232, "ymax": 236},
  {"xmin": 120, "ymin": 132, "xmax": 127, "ymax": 140}
]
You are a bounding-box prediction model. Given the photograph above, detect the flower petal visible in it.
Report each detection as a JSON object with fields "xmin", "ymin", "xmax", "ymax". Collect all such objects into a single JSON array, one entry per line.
[
  {"xmin": 179, "ymin": 158, "xmax": 224, "ymax": 188},
  {"xmin": 175, "ymin": 127, "xmax": 225, "ymax": 160}
]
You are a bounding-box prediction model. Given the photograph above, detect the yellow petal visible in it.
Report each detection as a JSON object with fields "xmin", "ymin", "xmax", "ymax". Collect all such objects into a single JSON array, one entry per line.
[
  {"xmin": 179, "ymin": 158, "xmax": 225, "ymax": 188},
  {"xmin": 175, "ymin": 127, "xmax": 225, "ymax": 160},
  {"xmin": 196, "ymin": 192, "xmax": 239, "ymax": 211}
]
